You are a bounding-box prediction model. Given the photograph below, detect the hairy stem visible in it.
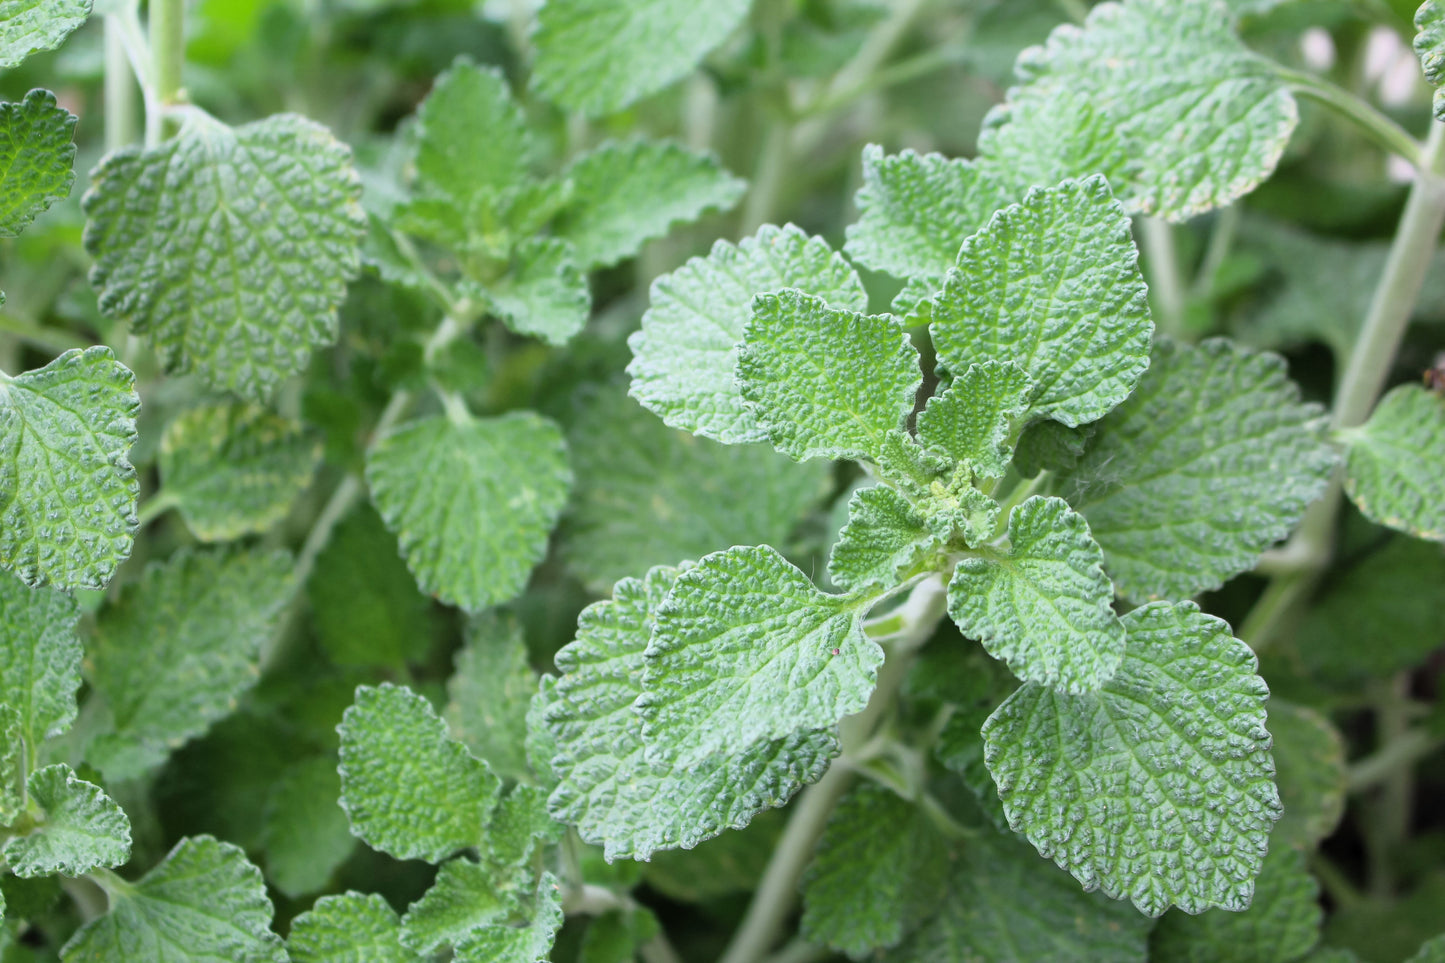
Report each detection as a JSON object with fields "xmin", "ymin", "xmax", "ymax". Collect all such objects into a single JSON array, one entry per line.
[
  {"xmin": 1349, "ymin": 727, "xmax": 1444, "ymax": 793},
  {"xmin": 0, "ymin": 313, "xmax": 91, "ymax": 355},
  {"xmin": 62, "ymin": 876, "xmax": 109, "ymax": 922},
  {"xmin": 104, "ymin": 16, "xmax": 140, "ymax": 151},
  {"xmin": 1191, "ymin": 202, "xmax": 1241, "ymax": 299},
  {"xmin": 1141, "ymin": 217, "xmax": 1188, "ymax": 340},
  {"xmin": 146, "ymin": 0, "xmax": 185, "ymax": 145},
  {"xmin": 1277, "ymin": 67, "xmax": 1424, "ymax": 169},
  {"xmin": 1367, "ymin": 673, "xmax": 1415, "ymax": 897}
]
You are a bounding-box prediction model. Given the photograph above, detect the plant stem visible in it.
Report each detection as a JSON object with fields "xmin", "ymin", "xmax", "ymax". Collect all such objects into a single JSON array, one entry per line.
[
  {"xmin": 1141, "ymin": 217, "xmax": 1188, "ymax": 340},
  {"xmin": 104, "ymin": 15, "xmax": 140, "ymax": 151},
  {"xmin": 1311, "ymin": 852, "xmax": 1364, "ymax": 911},
  {"xmin": 762, "ymin": 938, "xmax": 830, "ymax": 963},
  {"xmin": 1191, "ymin": 202, "xmax": 1241, "ymax": 299},
  {"xmin": 1238, "ymin": 571, "xmax": 1309, "ymax": 652},
  {"xmin": 1349, "ymin": 727, "xmax": 1444, "ymax": 792},
  {"xmin": 0, "ymin": 313, "xmax": 91, "ymax": 354},
  {"xmin": 739, "ymin": 115, "xmax": 792, "ymax": 237},
  {"xmin": 1277, "ymin": 66, "xmax": 1424, "ymax": 169},
  {"xmin": 62, "ymin": 876, "xmax": 109, "ymax": 922},
  {"xmin": 147, "ymin": 0, "xmax": 185, "ymax": 145},
  {"xmin": 1367, "ymin": 674, "xmax": 1414, "ymax": 898}
]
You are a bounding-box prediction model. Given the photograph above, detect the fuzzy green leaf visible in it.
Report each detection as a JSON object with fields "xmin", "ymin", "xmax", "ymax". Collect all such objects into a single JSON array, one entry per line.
[
  {"xmin": 800, "ymin": 783, "xmax": 949, "ymax": 958},
  {"xmin": 628, "ymin": 224, "xmax": 868, "ymax": 444},
  {"xmin": 829, "ymin": 483, "xmax": 997, "ymax": 594},
  {"xmin": 3, "ymin": 765, "xmax": 130, "ymax": 878},
  {"xmin": 1013, "ymin": 419, "xmax": 1096, "ymax": 479},
  {"xmin": 451, "ymin": 873, "xmax": 561, "ymax": 963},
  {"xmin": 85, "ymin": 547, "xmax": 295, "ymax": 780},
  {"xmin": 0, "ymin": 704, "xmax": 22, "ymax": 823},
  {"xmin": 1150, "ymin": 847, "xmax": 1322, "ymax": 963},
  {"xmin": 337, "ymin": 683, "xmax": 501, "ymax": 862},
  {"xmin": 739, "ymin": 290, "xmax": 920, "ymax": 462},
  {"xmin": 1344, "ymin": 385, "xmax": 1445, "ymax": 542},
  {"xmin": 365, "ymin": 412, "xmax": 572, "ymax": 613},
  {"xmin": 983, "ymin": 601, "xmax": 1280, "ymax": 916},
  {"xmin": 546, "ymin": 566, "xmax": 838, "ymax": 860},
  {"xmin": 555, "ymin": 140, "xmax": 746, "ymax": 269},
  {"xmin": 532, "ymin": 0, "xmax": 751, "ymax": 116},
  {"xmin": 1417, "ymin": 2, "xmax": 1445, "ymax": 121},
  {"xmin": 916, "ymin": 361, "xmax": 1035, "ymax": 478},
  {"xmin": 287, "ymin": 892, "xmax": 415, "ymax": 963},
  {"xmin": 0, "ymin": 90, "xmax": 76, "ymax": 236},
  {"xmin": 994, "ymin": 0, "xmax": 1297, "ymax": 220},
  {"xmin": 1062, "ymin": 338, "xmax": 1335, "ymax": 601},
  {"xmin": 159, "ymin": 403, "xmax": 320, "ymax": 542},
  {"xmin": 0, "ymin": 346, "xmax": 138, "ymax": 591},
  {"xmin": 61, "ymin": 836, "xmax": 286, "ymax": 962},
  {"xmin": 412, "ymin": 60, "xmax": 533, "ymax": 208},
  {"xmin": 1410, "ymin": 936, "xmax": 1445, "ymax": 963},
  {"xmin": 640, "ymin": 545, "xmax": 883, "ymax": 767},
  {"xmin": 444, "ymin": 613, "xmax": 537, "ymax": 783},
  {"xmin": 0, "ymin": 0, "xmax": 89, "ymax": 68},
  {"xmin": 1269, "ymin": 702, "xmax": 1346, "ymax": 851},
  {"xmin": 260, "ymin": 757, "xmax": 354, "ymax": 899},
  {"xmin": 472, "ymin": 237, "xmax": 591, "ymax": 346},
  {"xmin": 83, "ymin": 112, "xmax": 365, "ymax": 400},
  {"xmin": 949, "ymin": 496, "xmax": 1125, "ymax": 693},
  {"xmin": 400, "ymin": 858, "xmax": 523, "ymax": 954},
  {"xmin": 0, "ymin": 570, "xmax": 80, "ymax": 759},
  {"xmin": 887, "ymin": 827, "xmax": 1153, "ymax": 963},
  {"xmin": 481, "ymin": 784, "xmax": 561, "ymax": 870},
  {"xmin": 563, "ymin": 383, "xmax": 827, "ymax": 591},
  {"xmin": 929, "ymin": 176, "xmax": 1152, "ymax": 427}
]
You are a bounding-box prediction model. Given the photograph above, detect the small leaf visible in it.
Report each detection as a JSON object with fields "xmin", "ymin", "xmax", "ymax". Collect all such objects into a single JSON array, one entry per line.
[
  {"xmin": 451, "ymin": 873, "xmax": 561, "ymax": 963},
  {"xmin": 260, "ymin": 757, "xmax": 354, "ymax": 899},
  {"xmin": 546, "ymin": 566, "xmax": 837, "ymax": 860},
  {"xmin": 1417, "ymin": 2, "xmax": 1445, "ymax": 121},
  {"xmin": 365, "ymin": 412, "xmax": 572, "ymax": 614},
  {"xmin": 1150, "ymin": 847, "xmax": 1322, "ymax": 963},
  {"xmin": 0, "ymin": 704, "xmax": 22, "ymax": 823},
  {"xmin": 1343, "ymin": 384, "xmax": 1445, "ymax": 542},
  {"xmin": 0, "ymin": 346, "xmax": 139, "ymax": 591},
  {"xmin": 0, "ymin": 90, "xmax": 76, "ymax": 236},
  {"xmin": 1269, "ymin": 702, "xmax": 1346, "ymax": 851},
  {"xmin": 640, "ymin": 545, "xmax": 883, "ymax": 767},
  {"xmin": 532, "ymin": 0, "xmax": 751, "ymax": 116},
  {"xmin": 444, "ymin": 612, "xmax": 537, "ymax": 783},
  {"xmin": 828, "ymin": 483, "xmax": 998, "ymax": 594},
  {"xmin": 287, "ymin": 892, "xmax": 414, "ymax": 963},
  {"xmin": 159, "ymin": 402, "xmax": 321, "ymax": 542},
  {"xmin": 3, "ymin": 765, "xmax": 129, "ymax": 878},
  {"xmin": 739, "ymin": 290, "xmax": 921, "ymax": 462},
  {"xmin": 1061, "ymin": 338, "xmax": 1335, "ymax": 601},
  {"xmin": 928, "ymin": 176, "xmax": 1152, "ymax": 427},
  {"xmin": 85, "ymin": 547, "xmax": 295, "ymax": 780},
  {"xmin": 0, "ymin": 0, "xmax": 89, "ymax": 68},
  {"xmin": 473, "ymin": 238, "xmax": 591, "ymax": 346},
  {"xmin": 800, "ymin": 783, "xmax": 950, "ymax": 958},
  {"xmin": 337, "ymin": 683, "xmax": 500, "ymax": 863},
  {"xmin": 0, "ymin": 570, "xmax": 81, "ymax": 758},
  {"xmin": 984, "ymin": 601, "xmax": 1279, "ymax": 916},
  {"xmin": 950, "ymin": 496, "xmax": 1125, "ymax": 693},
  {"xmin": 888, "ymin": 827, "xmax": 1153, "ymax": 962},
  {"xmin": 628, "ymin": 224, "xmax": 867, "ymax": 444},
  {"xmin": 83, "ymin": 111, "xmax": 365, "ymax": 400},
  {"xmin": 412, "ymin": 59, "xmax": 533, "ymax": 208},
  {"xmin": 1013, "ymin": 418, "xmax": 1095, "ymax": 479},
  {"xmin": 555, "ymin": 139, "xmax": 746, "ymax": 270},
  {"xmin": 61, "ymin": 835, "xmax": 287, "ymax": 962},
  {"xmin": 401, "ymin": 858, "xmax": 522, "ymax": 954},
  {"xmin": 916, "ymin": 361, "xmax": 1036, "ymax": 478}
]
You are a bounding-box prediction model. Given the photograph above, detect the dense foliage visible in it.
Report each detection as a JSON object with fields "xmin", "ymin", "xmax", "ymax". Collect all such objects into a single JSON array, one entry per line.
[{"xmin": 1, "ymin": 0, "xmax": 1444, "ymax": 961}]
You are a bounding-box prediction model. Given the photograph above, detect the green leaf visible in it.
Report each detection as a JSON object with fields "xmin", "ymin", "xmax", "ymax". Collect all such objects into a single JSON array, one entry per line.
[
  {"xmin": 928, "ymin": 176, "xmax": 1152, "ymax": 427},
  {"xmin": 0, "ymin": 570, "xmax": 80, "ymax": 760},
  {"xmin": 0, "ymin": 704, "xmax": 22, "ymax": 824},
  {"xmin": 1411, "ymin": 936, "xmax": 1445, "ymax": 963},
  {"xmin": 85, "ymin": 547, "xmax": 296, "ymax": 780},
  {"xmin": 365, "ymin": 412, "xmax": 572, "ymax": 613},
  {"xmin": 628, "ymin": 224, "xmax": 868, "ymax": 444},
  {"xmin": 532, "ymin": 0, "xmax": 752, "ymax": 116},
  {"xmin": 0, "ymin": 90, "xmax": 76, "ymax": 237},
  {"xmin": 579, "ymin": 908, "xmax": 661, "ymax": 963},
  {"xmin": 412, "ymin": 59, "xmax": 533, "ymax": 208},
  {"xmin": 3, "ymin": 764, "xmax": 130, "ymax": 878},
  {"xmin": 1061, "ymin": 338, "xmax": 1335, "ymax": 601},
  {"xmin": 1299, "ymin": 536, "xmax": 1445, "ymax": 681},
  {"xmin": 450, "ymin": 873, "xmax": 561, "ymax": 963},
  {"xmin": 1343, "ymin": 385, "xmax": 1445, "ymax": 542},
  {"xmin": 887, "ymin": 826, "xmax": 1153, "ymax": 963},
  {"xmin": 1150, "ymin": 846, "xmax": 1322, "ymax": 963},
  {"xmin": 800, "ymin": 783, "xmax": 949, "ymax": 958},
  {"xmin": 916, "ymin": 361, "xmax": 1035, "ymax": 479},
  {"xmin": 992, "ymin": 0, "xmax": 1297, "ymax": 220},
  {"xmin": 983, "ymin": 601, "xmax": 1280, "ymax": 916},
  {"xmin": 0, "ymin": 346, "xmax": 139, "ymax": 591},
  {"xmin": 472, "ymin": 237, "xmax": 591, "ymax": 346},
  {"xmin": 308, "ymin": 504, "xmax": 440, "ymax": 668},
  {"xmin": 287, "ymin": 892, "xmax": 416, "ymax": 963},
  {"xmin": 400, "ymin": 858, "xmax": 522, "ymax": 954},
  {"xmin": 83, "ymin": 111, "xmax": 365, "ymax": 400},
  {"xmin": 158, "ymin": 402, "xmax": 321, "ymax": 542},
  {"xmin": 1417, "ymin": 2, "xmax": 1445, "ymax": 122},
  {"xmin": 843, "ymin": 144, "xmax": 1006, "ymax": 284},
  {"xmin": 829, "ymin": 483, "xmax": 997, "ymax": 594},
  {"xmin": 481, "ymin": 784, "xmax": 561, "ymax": 870},
  {"xmin": 61, "ymin": 835, "xmax": 286, "ymax": 962},
  {"xmin": 562, "ymin": 383, "xmax": 829, "ymax": 591},
  {"xmin": 546, "ymin": 566, "xmax": 838, "ymax": 860},
  {"xmin": 444, "ymin": 613, "xmax": 537, "ymax": 783},
  {"xmin": 949, "ymin": 496, "xmax": 1125, "ymax": 693},
  {"xmin": 0, "ymin": 0, "xmax": 89, "ymax": 68},
  {"xmin": 739, "ymin": 290, "xmax": 921, "ymax": 462},
  {"xmin": 1269, "ymin": 701, "xmax": 1346, "ymax": 851},
  {"xmin": 1013, "ymin": 418, "xmax": 1095, "ymax": 479},
  {"xmin": 260, "ymin": 757, "xmax": 354, "ymax": 898},
  {"xmin": 640, "ymin": 545, "xmax": 883, "ymax": 767},
  {"xmin": 555, "ymin": 140, "xmax": 746, "ymax": 270},
  {"xmin": 337, "ymin": 683, "xmax": 501, "ymax": 862}
]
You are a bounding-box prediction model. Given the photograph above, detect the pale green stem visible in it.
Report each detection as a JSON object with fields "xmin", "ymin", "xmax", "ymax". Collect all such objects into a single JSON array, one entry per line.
[
  {"xmin": 1141, "ymin": 217, "xmax": 1188, "ymax": 340},
  {"xmin": 1277, "ymin": 67, "xmax": 1423, "ymax": 169},
  {"xmin": 1191, "ymin": 202, "xmax": 1241, "ymax": 299},
  {"xmin": 148, "ymin": 0, "xmax": 185, "ymax": 146},
  {"xmin": 0, "ymin": 313, "xmax": 91, "ymax": 354},
  {"xmin": 104, "ymin": 16, "xmax": 140, "ymax": 151},
  {"xmin": 560, "ymin": 883, "xmax": 684, "ymax": 963},
  {"xmin": 739, "ymin": 116, "xmax": 792, "ymax": 237},
  {"xmin": 1368, "ymin": 674, "xmax": 1414, "ymax": 898},
  {"xmin": 63, "ymin": 876, "xmax": 109, "ymax": 922},
  {"xmin": 135, "ymin": 491, "xmax": 179, "ymax": 528},
  {"xmin": 1349, "ymin": 728, "xmax": 1444, "ymax": 792},
  {"xmin": 1238, "ymin": 571, "xmax": 1308, "ymax": 653},
  {"xmin": 1311, "ymin": 852, "xmax": 1364, "ymax": 912},
  {"xmin": 801, "ymin": 43, "xmax": 968, "ymax": 120},
  {"xmin": 762, "ymin": 939, "xmax": 831, "ymax": 963}
]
